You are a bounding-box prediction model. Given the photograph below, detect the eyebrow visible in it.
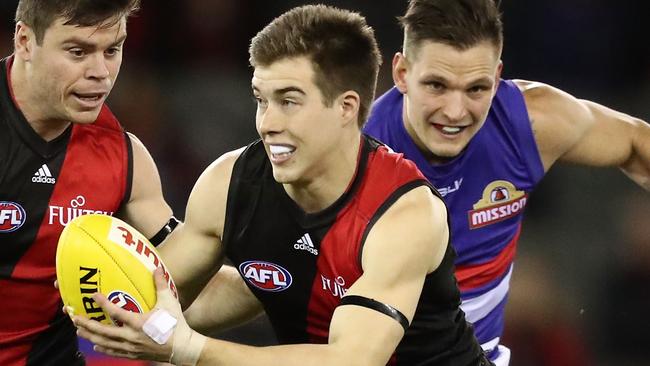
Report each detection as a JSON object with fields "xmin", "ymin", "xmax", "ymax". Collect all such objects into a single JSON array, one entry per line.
[
  {"xmin": 273, "ymin": 86, "xmax": 305, "ymax": 97},
  {"xmin": 421, "ymin": 74, "xmax": 494, "ymax": 86},
  {"xmin": 61, "ymin": 34, "xmax": 127, "ymax": 49},
  {"xmin": 421, "ymin": 74, "xmax": 450, "ymax": 84},
  {"xmin": 467, "ymin": 77, "xmax": 494, "ymax": 86},
  {"xmin": 252, "ymin": 86, "xmax": 306, "ymax": 97}
]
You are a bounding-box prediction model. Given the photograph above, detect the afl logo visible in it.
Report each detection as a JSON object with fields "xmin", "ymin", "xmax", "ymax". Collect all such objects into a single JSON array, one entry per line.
[
  {"xmin": 0, "ymin": 202, "xmax": 27, "ymax": 233},
  {"xmin": 239, "ymin": 260, "xmax": 292, "ymax": 292},
  {"xmin": 107, "ymin": 291, "xmax": 143, "ymax": 326}
]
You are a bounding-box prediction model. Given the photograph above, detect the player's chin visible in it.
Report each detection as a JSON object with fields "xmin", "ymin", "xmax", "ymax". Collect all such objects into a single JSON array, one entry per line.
[
  {"xmin": 68, "ymin": 110, "xmax": 101, "ymax": 125},
  {"xmin": 272, "ymin": 166, "xmax": 307, "ymax": 186},
  {"xmin": 271, "ymin": 169, "xmax": 292, "ymax": 184},
  {"xmin": 428, "ymin": 142, "xmax": 466, "ymax": 160}
]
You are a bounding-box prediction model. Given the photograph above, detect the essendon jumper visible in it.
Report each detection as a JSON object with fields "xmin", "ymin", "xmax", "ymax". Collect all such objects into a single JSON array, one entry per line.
[
  {"xmin": 223, "ymin": 136, "xmax": 486, "ymax": 365},
  {"xmin": 0, "ymin": 56, "xmax": 132, "ymax": 366}
]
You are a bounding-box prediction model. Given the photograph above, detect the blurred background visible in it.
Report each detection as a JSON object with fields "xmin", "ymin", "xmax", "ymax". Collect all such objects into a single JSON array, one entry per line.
[{"xmin": 1, "ymin": 1, "xmax": 648, "ymax": 365}]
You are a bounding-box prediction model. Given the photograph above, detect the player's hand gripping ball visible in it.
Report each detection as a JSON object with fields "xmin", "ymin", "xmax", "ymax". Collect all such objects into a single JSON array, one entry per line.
[{"xmin": 56, "ymin": 214, "xmax": 177, "ymax": 325}]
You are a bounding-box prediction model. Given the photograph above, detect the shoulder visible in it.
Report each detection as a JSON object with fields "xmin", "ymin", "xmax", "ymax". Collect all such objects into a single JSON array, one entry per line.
[
  {"xmin": 185, "ymin": 147, "xmax": 246, "ymax": 236},
  {"xmin": 514, "ymin": 79, "xmax": 564, "ymax": 121},
  {"xmin": 515, "ymin": 79, "xmax": 561, "ymax": 100},
  {"xmin": 126, "ymin": 132, "xmax": 146, "ymax": 154},
  {"xmin": 513, "ymin": 79, "xmax": 596, "ymax": 168},
  {"xmin": 364, "ymin": 185, "xmax": 448, "ymax": 274},
  {"xmin": 384, "ymin": 185, "xmax": 446, "ymax": 224},
  {"xmin": 368, "ymin": 143, "xmax": 424, "ymax": 182},
  {"xmin": 127, "ymin": 132, "xmax": 158, "ymax": 175},
  {"xmin": 192, "ymin": 147, "xmax": 246, "ymax": 206},
  {"xmin": 513, "ymin": 79, "xmax": 591, "ymax": 122},
  {"xmin": 198, "ymin": 147, "xmax": 245, "ymax": 188}
]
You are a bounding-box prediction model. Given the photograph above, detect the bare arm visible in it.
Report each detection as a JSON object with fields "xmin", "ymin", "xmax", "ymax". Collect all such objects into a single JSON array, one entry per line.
[
  {"xmin": 184, "ymin": 265, "xmax": 264, "ymax": 334},
  {"xmin": 517, "ymin": 80, "xmax": 650, "ymax": 190},
  {"xmin": 116, "ymin": 133, "xmax": 172, "ymax": 237},
  {"xmin": 157, "ymin": 149, "xmax": 242, "ymax": 309}
]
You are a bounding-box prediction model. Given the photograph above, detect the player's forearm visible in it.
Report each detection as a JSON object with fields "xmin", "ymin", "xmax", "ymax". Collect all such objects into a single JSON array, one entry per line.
[
  {"xmin": 168, "ymin": 266, "xmax": 219, "ymax": 311},
  {"xmin": 156, "ymin": 226, "xmax": 228, "ymax": 310},
  {"xmin": 184, "ymin": 266, "xmax": 264, "ymax": 334},
  {"xmin": 191, "ymin": 311, "xmax": 400, "ymax": 366},
  {"xmin": 195, "ymin": 339, "xmax": 374, "ymax": 366}
]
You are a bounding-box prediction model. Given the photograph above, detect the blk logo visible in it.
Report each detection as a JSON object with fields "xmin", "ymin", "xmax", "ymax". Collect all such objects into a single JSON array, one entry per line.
[
  {"xmin": 239, "ymin": 260, "xmax": 292, "ymax": 292},
  {"xmin": 293, "ymin": 233, "xmax": 318, "ymax": 255},
  {"xmin": 0, "ymin": 201, "xmax": 26, "ymax": 233},
  {"xmin": 32, "ymin": 163, "xmax": 56, "ymax": 184}
]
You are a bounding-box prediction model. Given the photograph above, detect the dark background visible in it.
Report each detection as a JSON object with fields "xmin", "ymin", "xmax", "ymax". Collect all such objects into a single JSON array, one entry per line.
[{"xmin": 2, "ymin": 1, "xmax": 649, "ymax": 365}]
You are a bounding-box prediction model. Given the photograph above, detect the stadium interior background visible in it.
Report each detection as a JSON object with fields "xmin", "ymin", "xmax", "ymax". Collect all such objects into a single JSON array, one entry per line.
[{"xmin": 1, "ymin": 1, "xmax": 648, "ymax": 365}]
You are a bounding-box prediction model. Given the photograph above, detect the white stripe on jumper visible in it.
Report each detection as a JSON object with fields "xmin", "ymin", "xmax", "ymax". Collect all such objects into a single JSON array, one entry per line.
[
  {"xmin": 460, "ymin": 265, "xmax": 513, "ymax": 324},
  {"xmin": 481, "ymin": 337, "xmax": 500, "ymax": 352}
]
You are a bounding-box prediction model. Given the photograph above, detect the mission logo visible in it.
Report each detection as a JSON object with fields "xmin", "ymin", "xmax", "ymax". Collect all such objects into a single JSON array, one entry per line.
[{"xmin": 468, "ymin": 180, "xmax": 528, "ymax": 229}]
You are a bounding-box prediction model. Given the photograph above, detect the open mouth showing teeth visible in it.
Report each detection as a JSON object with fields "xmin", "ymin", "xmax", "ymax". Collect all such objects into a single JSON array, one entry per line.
[
  {"xmin": 269, "ymin": 144, "xmax": 295, "ymax": 158},
  {"xmin": 433, "ymin": 124, "xmax": 466, "ymax": 135}
]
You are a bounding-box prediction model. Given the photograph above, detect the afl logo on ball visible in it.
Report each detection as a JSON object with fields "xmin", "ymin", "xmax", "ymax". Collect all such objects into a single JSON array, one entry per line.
[
  {"xmin": 239, "ymin": 260, "xmax": 292, "ymax": 292},
  {"xmin": 107, "ymin": 291, "xmax": 143, "ymax": 326},
  {"xmin": 0, "ymin": 201, "xmax": 26, "ymax": 233}
]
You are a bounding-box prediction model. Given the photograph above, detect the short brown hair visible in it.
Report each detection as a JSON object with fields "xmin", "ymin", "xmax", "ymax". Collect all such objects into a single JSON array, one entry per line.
[
  {"xmin": 15, "ymin": 0, "xmax": 140, "ymax": 45},
  {"xmin": 400, "ymin": 0, "xmax": 503, "ymax": 57},
  {"xmin": 249, "ymin": 5, "xmax": 382, "ymax": 127}
]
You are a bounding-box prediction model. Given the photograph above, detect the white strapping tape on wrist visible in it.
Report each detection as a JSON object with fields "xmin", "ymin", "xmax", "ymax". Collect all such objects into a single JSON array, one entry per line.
[
  {"xmin": 143, "ymin": 309, "xmax": 178, "ymax": 345},
  {"xmin": 171, "ymin": 329, "xmax": 206, "ymax": 366}
]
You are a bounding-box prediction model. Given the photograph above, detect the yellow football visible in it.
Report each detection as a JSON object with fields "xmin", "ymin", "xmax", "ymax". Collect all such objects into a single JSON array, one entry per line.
[{"xmin": 55, "ymin": 214, "xmax": 177, "ymax": 325}]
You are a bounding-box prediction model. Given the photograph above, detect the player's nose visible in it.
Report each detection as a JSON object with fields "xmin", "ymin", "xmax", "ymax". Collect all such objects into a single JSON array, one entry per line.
[
  {"xmin": 441, "ymin": 91, "xmax": 468, "ymax": 122},
  {"xmin": 257, "ymin": 105, "xmax": 284, "ymax": 136}
]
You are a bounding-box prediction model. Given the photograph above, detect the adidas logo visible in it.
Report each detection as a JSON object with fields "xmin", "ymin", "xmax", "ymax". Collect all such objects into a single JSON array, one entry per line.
[
  {"xmin": 32, "ymin": 164, "xmax": 56, "ymax": 184},
  {"xmin": 294, "ymin": 233, "xmax": 318, "ymax": 256}
]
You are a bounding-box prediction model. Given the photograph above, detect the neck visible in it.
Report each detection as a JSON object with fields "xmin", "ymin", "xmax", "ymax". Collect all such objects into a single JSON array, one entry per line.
[
  {"xmin": 10, "ymin": 57, "xmax": 71, "ymax": 142},
  {"xmin": 285, "ymin": 131, "xmax": 362, "ymax": 213}
]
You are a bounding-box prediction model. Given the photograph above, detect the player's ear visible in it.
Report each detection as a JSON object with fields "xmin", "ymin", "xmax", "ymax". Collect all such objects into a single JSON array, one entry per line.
[
  {"xmin": 393, "ymin": 52, "xmax": 409, "ymax": 94},
  {"xmin": 338, "ymin": 90, "xmax": 360, "ymax": 126},
  {"xmin": 14, "ymin": 21, "xmax": 36, "ymax": 61},
  {"xmin": 493, "ymin": 60, "xmax": 504, "ymax": 95}
]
